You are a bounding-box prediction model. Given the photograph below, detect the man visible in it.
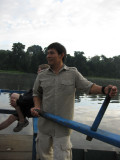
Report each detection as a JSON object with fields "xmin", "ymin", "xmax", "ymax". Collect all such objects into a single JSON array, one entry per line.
[
  {"xmin": 0, "ymin": 64, "xmax": 49, "ymax": 132},
  {"xmin": 31, "ymin": 42, "xmax": 117, "ymax": 160}
]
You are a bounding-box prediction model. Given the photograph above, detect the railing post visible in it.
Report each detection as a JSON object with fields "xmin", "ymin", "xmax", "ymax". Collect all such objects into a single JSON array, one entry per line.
[
  {"xmin": 32, "ymin": 133, "xmax": 37, "ymax": 160},
  {"xmin": 86, "ymin": 90, "xmax": 111, "ymax": 141},
  {"xmin": 32, "ymin": 118, "xmax": 38, "ymax": 160}
]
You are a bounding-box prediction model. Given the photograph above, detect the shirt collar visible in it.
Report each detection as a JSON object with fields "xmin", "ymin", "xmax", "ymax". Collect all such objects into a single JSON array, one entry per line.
[
  {"xmin": 62, "ymin": 65, "xmax": 69, "ymax": 71},
  {"xmin": 48, "ymin": 64, "xmax": 69, "ymax": 73}
]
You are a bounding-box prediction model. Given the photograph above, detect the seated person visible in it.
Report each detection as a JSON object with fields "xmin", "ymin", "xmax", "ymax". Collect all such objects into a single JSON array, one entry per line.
[{"xmin": 0, "ymin": 64, "xmax": 49, "ymax": 132}]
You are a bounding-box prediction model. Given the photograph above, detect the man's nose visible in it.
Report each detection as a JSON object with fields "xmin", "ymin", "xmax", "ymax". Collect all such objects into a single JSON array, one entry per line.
[
  {"xmin": 47, "ymin": 53, "xmax": 51, "ymax": 57},
  {"xmin": 47, "ymin": 51, "xmax": 53, "ymax": 56}
]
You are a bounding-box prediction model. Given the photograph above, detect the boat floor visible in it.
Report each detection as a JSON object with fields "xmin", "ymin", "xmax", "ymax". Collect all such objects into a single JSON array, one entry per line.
[
  {"xmin": 0, "ymin": 134, "xmax": 120, "ymax": 160},
  {"xmin": 0, "ymin": 134, "xmax": 33, "ymax": 160}
]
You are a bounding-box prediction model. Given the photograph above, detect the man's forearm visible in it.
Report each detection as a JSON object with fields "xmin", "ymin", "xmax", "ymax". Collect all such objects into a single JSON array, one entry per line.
[
  {"xmin": 33, "ymin": 96, "xmax": 41, "ymax": 109},
  {"xmin": 31, "ymin": 96, "xmax": 41, "ymax": 116},
  {"xmin": 89, "ymin": 84, "xmax": 103, "ymax": 94}
]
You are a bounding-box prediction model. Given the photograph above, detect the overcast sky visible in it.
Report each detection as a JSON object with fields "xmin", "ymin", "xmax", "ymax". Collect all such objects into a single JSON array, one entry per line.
[{"xmin": 0, "ymin": 0, "xmax": 120, "ymax": 58}]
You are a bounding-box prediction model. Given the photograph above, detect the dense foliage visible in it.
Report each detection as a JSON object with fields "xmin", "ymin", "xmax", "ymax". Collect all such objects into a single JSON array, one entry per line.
[{"xmin": 0, "ymin": 42, "xmax": 120, "ymax": 78}]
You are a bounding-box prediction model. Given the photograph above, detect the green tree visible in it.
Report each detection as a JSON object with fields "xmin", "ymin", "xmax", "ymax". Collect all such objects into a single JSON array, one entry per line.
[
  {"xmin": 0, "ymin": 50, "xmax": 11, "ymax": 70},
  {"xmin": 112, "ymin": 56, "xmax": 120, "ymax": 78},
  {"xmin": 11, "ymin": 42, "xmax": 26, "ymax": 71},
  {"xmin": 65, "ymin": 54, "xmax": 75, "ymax": 67},
  {"xmin": 87, "ymin": 55, "xmax": 101, "ymax": 77},
  {"xmin": 27, "ymin": 45, "xmax": 47, "ymax": 73},
  {"xmin": 0, "ymin": 41, "xmax": 120, "ymax": 78},
  {"xmin": 74, "ymin": 51, "xmax": 88, "ymax": 75}
]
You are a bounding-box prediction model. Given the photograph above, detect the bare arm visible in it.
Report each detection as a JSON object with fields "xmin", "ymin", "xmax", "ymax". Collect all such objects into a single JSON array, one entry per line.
[
  {"xmin": 90, "ymin": 84, "xmax": 117, "ymax": 97},
  {"xmin": 89, "ymin": 84, "xmax": 102, "ymax": 94},
  {"xmin": 33, "ymin": 96, "xmax": 41, "ymax": 108},
  {"xmin": 31, "ymin": 96, "xmax": 41, "ymax": 117}
]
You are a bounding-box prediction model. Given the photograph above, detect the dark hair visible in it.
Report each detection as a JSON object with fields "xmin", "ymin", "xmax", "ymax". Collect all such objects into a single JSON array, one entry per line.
[{"xmin": 47, "ymin": 42, "xmax": 67, "ymax": 62}]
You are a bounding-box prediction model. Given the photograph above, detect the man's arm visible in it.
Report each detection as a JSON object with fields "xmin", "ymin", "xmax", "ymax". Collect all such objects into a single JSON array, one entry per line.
[
  {"xmin": 31, "ymin": 96, "xmax": 42, "ymax": 117},
  {"xmin": 89, "ymin": 84, "xmax": 117, "ymax": 97}
]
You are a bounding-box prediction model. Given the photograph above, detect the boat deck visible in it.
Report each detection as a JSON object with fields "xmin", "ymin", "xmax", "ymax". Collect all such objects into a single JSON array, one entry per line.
[
  {"xmin": 0, "ymin": 134, "xmax": 33, "ymax": 160},
  {"xmin": 0, "ymin": 134, "xmax": 120, "ymax": 160}
]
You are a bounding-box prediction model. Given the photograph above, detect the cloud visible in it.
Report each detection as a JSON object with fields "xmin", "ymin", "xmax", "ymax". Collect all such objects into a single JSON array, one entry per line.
[{"xmin": 0, "ymin": 0, "xmax": 120, "ymax": 57}]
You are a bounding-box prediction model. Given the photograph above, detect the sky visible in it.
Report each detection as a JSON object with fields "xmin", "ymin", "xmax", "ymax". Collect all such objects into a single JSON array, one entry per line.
[{"xmin": 0, "ymin": 0, "xmax": 120, "ymax": 58}]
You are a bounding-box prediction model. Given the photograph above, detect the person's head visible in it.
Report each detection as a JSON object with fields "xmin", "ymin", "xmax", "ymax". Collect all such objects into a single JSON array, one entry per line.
[
  {"xmin": 37, "ymin": 64, "xmax": 49, "ymax": 74},
  {"xmin": 47, "ymin": 42, "xmax": 67, "ymax": 66},
  {"xmin": 10, "ymin": 93, "xmax": 20, "ymax": 108}
]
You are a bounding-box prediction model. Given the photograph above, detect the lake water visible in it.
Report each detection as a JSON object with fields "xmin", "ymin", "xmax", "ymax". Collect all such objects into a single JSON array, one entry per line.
[{"xmin": 0, "ymin": 73, "xmax": 120, "ymax": 152}]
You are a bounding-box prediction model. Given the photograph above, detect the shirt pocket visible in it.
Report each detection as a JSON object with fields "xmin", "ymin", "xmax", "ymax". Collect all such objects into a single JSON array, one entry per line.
[
  {"xmin": 60, "ymin": 80, "xmax": 75, "ymax": 94},
  {"xmin": 41, "ymin": 80, "xmax": 54, "ymax": 93}
]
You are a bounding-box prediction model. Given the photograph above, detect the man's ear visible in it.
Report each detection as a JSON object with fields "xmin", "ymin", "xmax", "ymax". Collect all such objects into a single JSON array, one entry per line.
[{"xmin": 60, "ymin": 53, "xmax": 65, "ymax": 60}]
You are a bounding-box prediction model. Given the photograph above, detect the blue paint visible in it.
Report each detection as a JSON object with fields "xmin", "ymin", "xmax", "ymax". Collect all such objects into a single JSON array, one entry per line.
[
  {"xmin": 39, "ymin": 111, "xmax": 120, "ymax": 148},
  {"xmin": 32, "ymin": 118, "xmax": 38, "ymax": 160},
  {"xmin": 33, "ymin": 118, "xmax": 38, "ymax": 134},
  {"xmin": 32, "ymin": 133, "xmax": 37, "ymax": 160},
  {"xmin": 0, "ymin": 89, "xmax": 26, "ymax": 94}
]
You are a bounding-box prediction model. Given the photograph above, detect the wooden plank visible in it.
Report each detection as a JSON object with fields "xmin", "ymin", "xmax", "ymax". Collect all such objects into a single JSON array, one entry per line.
[
  {"xmin": 0, "ymin": 134, "xmax": 33, "ymax": 160},
  {"xmin": 0, "ymin": 152, "xmax": 32, "ymax": 160},
  {"xmin": 0, "ymin": 134, "xmax": 33, "ymax": 152}
]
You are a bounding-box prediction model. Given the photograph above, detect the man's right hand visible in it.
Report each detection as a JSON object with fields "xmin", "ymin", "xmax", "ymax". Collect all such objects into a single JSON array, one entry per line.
[{"xmin": 31, "ymin": 107, "xmax": 40, "ymax": 117}]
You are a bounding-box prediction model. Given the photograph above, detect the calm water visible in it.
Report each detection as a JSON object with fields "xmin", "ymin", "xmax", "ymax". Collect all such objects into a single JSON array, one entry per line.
[{"xmin": 0, "ymin": 73, "xmax": 120, "ymax": 151}]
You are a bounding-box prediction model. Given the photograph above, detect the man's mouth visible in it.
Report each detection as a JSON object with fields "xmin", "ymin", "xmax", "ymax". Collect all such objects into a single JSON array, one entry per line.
[{"xmin": 47, "ymin": 58, "xmax": 53, "ymax": 62}]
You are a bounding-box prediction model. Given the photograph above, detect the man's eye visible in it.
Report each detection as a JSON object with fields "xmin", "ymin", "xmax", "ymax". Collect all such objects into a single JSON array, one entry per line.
[{"xmin": 47, "ymin": 51, "xmax": 54, "ymax": 55}]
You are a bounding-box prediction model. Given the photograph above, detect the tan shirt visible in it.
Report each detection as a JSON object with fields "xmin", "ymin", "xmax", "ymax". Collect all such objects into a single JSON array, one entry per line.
[{"xmin": 33, "ymin": 65, "xmax": 93, "ymax": 137}]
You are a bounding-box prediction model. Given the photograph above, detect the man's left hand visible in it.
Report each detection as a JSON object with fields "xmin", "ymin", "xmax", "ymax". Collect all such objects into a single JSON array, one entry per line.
[{"xmin": 105, "ymin": 85, "xmax": 117, "ymax": 97}]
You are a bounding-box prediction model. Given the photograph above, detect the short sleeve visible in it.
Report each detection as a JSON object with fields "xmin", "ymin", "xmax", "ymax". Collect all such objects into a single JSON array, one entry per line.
[{"xmin": 75, "ymin": 69, "xmax": 93, "ymax": 94}]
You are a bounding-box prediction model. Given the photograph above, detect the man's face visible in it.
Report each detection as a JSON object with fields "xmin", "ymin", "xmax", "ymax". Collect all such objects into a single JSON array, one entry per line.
[{"xmin": 47, "ymin": 48, "xmax": 64, "ymax": 66}]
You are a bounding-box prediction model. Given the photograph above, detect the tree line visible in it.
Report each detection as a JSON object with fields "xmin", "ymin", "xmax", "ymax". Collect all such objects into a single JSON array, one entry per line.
[{"xmin": 0, "ymin": 42, "xmax": 120, "ymax": 78}]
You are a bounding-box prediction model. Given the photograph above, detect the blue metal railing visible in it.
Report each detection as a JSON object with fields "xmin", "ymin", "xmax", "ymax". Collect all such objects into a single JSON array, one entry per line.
[
  {"xmin": 35, "ymin": 110, "xmax": 120, "ymax": 148},
  {"xmin": 32, "ymin": 118, "xmax": 38, "ymax": 160},
  {"xmin": 0, "ymin": 89, "xmax": 120, "ymax": 160},
  {"xmin": 0, "ymin": 89, "xmax": 26, "ymax": 94}
]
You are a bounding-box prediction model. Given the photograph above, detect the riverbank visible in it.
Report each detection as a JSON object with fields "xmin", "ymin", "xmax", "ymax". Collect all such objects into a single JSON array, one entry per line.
[
  {"xmin": 0, "ymin": 70, "xmax": 28, "ymax": 74},
  {"xmin": 0, "ymin": 69, "xmax": 120, "ymax": 79}
]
